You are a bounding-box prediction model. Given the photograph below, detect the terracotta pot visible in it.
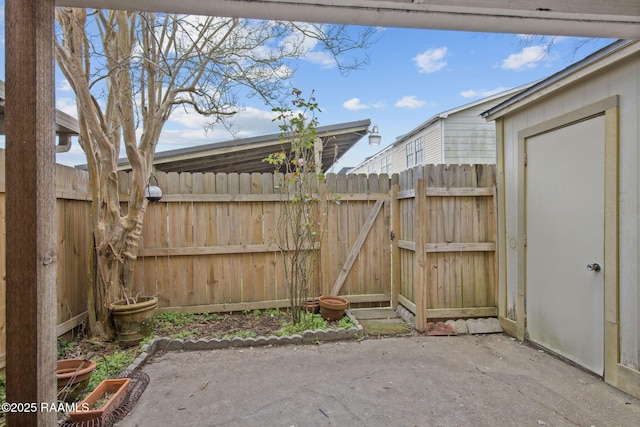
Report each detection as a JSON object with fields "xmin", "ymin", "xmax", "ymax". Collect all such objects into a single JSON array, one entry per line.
[
  {"xmin": 57, "ymin": 358, "xmax": 97, "ymax": 402},
  {"xmin": 110, "ymin": 296, "xmax": 158, "ymax": 346},
  {"xmin": 318, "ymin": 295, "xmax": 348, "ymax": 321},
  {"xmin": 70, "ymin": 377, "xmax": 131, "ymax": 423},
  {"xmin": 301, "ymin": 299, "xmax": 320, "ymax": 314}
]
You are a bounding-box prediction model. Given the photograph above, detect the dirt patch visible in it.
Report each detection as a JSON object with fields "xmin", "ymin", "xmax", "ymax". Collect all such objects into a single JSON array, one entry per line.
[{"xmin": 152, "ymin": 311, "xmax": 289, "ymax": 339}]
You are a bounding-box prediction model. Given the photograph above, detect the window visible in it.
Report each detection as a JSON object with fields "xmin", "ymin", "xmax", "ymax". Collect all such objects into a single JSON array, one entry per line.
[
  {"xmin": 367, "ymin": 163, "xmax": 376, "ymax": 174},
  {"xmin": 415, "ymin": 137, "xmax": 423, "ymax": 165},
  {"xmin": 406, "ymin": 141, "xmax": 414, "ymax": 167},
  {"xmin": 380, "ymin": 155, "xmax": 392, "ymax": 174}
]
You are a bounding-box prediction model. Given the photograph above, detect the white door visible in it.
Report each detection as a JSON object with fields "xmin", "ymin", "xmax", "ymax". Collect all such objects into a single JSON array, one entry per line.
[{"xmin": 525, "ymin": 115, "xmax": 605, "ymax": 375}]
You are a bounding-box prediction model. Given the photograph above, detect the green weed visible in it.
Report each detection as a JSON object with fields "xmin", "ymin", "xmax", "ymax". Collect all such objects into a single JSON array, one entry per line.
[
  {"xmin": 275, "ymin": 313, "xmax": 328, "ymax": 336},
  {"xmin": 171, "ymin": 329, "xmax": 201, "ymax": 339},
  {"xmin": 89, "ymin": 350, "xmax": 135, "ymax": 391}
]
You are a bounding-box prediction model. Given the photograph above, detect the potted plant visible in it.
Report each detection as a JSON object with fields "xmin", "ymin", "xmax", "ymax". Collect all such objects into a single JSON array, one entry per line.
[
  {"xmin": 301, "ymin": 298, "xmax": 321, "ymax": 314},
  {"xmin": 318, "ymin": 295, "xmax": 348, "ymax": 321},
  {"xmin": 56, "ymin": 356, "xmax": 97, "ymax": 402},
  {"xmin": 70, "ymin": 377, "xmax": 131, "ymax": 423},
  {"xmin": 110, "ymin": 295, "xmax": 158, "ymax": 347}
]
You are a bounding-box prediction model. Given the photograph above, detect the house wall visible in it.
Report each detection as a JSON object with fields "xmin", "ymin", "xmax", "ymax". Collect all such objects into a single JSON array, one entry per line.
[
  {"xmin": 498, "ymin": 51, "xmax": 640, "ymax": 383},
  {"xmin": 444, "ymin": 106, "xmax": 497, "ymax": 164},
  {"xmin": 351, "ymin": 90, "xmax": 524, "ymax": 174},
  {"xmin": 423, "ymin": 125, "xmax": 442, "ymax": 164}
]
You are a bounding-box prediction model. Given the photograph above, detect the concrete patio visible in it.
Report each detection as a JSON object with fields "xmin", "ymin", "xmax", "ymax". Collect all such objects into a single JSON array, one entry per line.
[{"xmin": 116, "ymin": 334, "xmax": 640, "ymax": 427}]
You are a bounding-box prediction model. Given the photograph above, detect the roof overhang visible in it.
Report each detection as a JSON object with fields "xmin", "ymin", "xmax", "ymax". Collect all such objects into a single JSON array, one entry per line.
[
  {"xmin": 58, "ymin": 0, "xmax": 640, "ymax": 39},
  {"xmin": 482, "ymin": 40, "xmax": 640, "ymax": 121},
  {"xmin": 116, "ymin": 119, "xmax": 371, "ymax": 174},
  {"xmin": 0, "ymin": 80, "xmax": 79, "ymax": 153}
]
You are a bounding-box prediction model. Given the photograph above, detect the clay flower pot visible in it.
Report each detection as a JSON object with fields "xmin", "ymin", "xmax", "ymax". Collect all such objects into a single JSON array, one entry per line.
[
  {"xmin": 318, "ymin": 295, "xmax": 348, "ymax": 321},
  {"xmin": 300, "ymin": 298, "xmax": 320, "ymax": 314},
  {"xmin": 70, "ymin": 377, "xmax": 131, "ymax": 423},
  {"xmin": 57, "ymin": 358, "xmax": 97, "ymax": 402},
  {"xmin": 110, "ymin": 296, "xmax": 158, "ymax": 347}
]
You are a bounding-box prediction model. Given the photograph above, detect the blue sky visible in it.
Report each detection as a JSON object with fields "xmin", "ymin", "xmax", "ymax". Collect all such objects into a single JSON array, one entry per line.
[{"xmin": 0, "ymin": 5, "xmax": 614, "ymax": 169}]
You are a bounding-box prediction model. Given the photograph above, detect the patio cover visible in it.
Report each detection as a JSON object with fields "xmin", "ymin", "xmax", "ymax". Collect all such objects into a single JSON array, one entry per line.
[{"xmin": 115, "ymin": 119, "xmax": 371, "ymax": 174}]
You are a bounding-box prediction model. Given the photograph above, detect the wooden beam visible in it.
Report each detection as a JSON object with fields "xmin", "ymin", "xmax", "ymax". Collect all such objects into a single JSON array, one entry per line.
[
  {"xmin": 139, "ymin": 243, "xmax": 319, "ymax": 257},
  {"xmin": 425, "ymin": 307, "xmax": 498, "ymax": 319},
  {"xmin": 329, "ymin": 200, "xmax": 384, "ymax": 296},
  {"xmin": 56, "ymin": 312, "xmax": 88, "ymax": 337},
  {"xmin": 5, "ymin": 0, "xmax": 57, "ymax": 425},
  {"xmin": 413, "ymin": 179, "xmax": 427, "ymax": 332},
  {"xmin": 425, "ymin": 187, "xmax": 494, "ymax": 197},
  {"xmin": 424, "ymin": 242, "xmax": 496, "ymax": 252},
  {"xmin": 154, "ymin": 294, "xmax": 390, "ymax": 314},
  {"xmin": 390, "ymin": 184, "xmax": 401, "ymax": 309}
]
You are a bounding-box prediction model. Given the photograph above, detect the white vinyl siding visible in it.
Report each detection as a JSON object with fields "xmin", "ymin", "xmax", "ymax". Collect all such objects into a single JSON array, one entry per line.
[
  {"xmin": 442, "ymin": 105, "xmax": 500, "ymax": 164},
  {"xmin": 423, "ymin": 125, "xmax": 442, "ymax": 164}
]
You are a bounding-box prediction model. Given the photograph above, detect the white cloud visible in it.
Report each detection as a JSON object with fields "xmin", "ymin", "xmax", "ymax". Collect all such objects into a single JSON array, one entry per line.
[
  {"xmin": 305, "ymin": 50, "xmax": 337, "ymax": 68},
  {"xmin": 57, "ymin": 79, "xmax": 72, "ymax": 93},
  {"xmin": 167, "ymin": 106, "xmax": 279, "ymax": 135},
  {"xmin": 343, "ymin": 98, "xmax": 369, "ymax": 111},
  {"xmin": 502, "ymin": 45, "xmax": 548, "ymax": 71},
  {"xmin": 395, "ymin": 95, "xmax": 426, "ymax": 109},
  {"xmin": 56, "ymin": 97, "xmax": 79, "ymax": 117},
  {"xmin": 413, "ymin": 47, "xmax": 448, "ymax": 73},
  {"xmin": 460, "ymin": 86, "xmax": 510, "ymax": 99}
]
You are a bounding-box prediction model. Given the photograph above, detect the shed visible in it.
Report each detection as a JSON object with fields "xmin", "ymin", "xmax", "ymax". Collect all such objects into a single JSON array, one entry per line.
[
  {"xmin": 482, "ymin": 39, "xmax": 640, "ymax": 398},
  {"xmin": 350, "ymin": 84, "xmax": 533, "ymax": 174}
]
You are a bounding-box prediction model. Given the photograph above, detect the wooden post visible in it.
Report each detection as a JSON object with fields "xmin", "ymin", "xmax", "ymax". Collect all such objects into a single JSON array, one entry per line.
[
  {"xmin": 5, "ymin": 0, "xmax": 57, "ymax": 425},
  {"xmin": 390, "ymin": 184, "xmax": 401, "ymax": 309},
  {"xmin": 413, "ymin": 179, "xmax": 427, "ymax": 332}
]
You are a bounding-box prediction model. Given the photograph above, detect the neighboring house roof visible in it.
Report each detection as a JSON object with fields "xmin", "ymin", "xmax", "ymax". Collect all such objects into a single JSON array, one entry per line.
[
  {"xmin": 350, "ymin": 143, "xmax": 395, "ymax": 173},
  {"xmin": 394, "ymin": 82, "xmax": 536, "ymax": 146},
  {"xmin": 350, "ymin": 83, "xmax": 534, "ymax": 172},
  {"xmin": 482, "ymin": 39, "xmax": 639, "ymax": 121},
  {"xmin": 117, "ymin": 119, "xmax": 371, "ymax": 174},
  {"xmin": 0, "ymin": 80, "xmax": 79, "ymax": 152}
]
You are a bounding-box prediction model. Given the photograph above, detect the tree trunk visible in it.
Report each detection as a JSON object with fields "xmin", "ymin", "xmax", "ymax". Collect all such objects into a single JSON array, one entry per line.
[{"xmin": 88, "ymin": 201, "xmax": 148, "ymax": 341}]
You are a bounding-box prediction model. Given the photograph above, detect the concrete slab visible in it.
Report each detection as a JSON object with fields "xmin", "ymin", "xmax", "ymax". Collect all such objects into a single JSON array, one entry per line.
[
  {"xmin": 117, "ymin": 334, "xmax": 640, "ymax": 427},
  {"xmin": 358, "ymin": 318, "xmax": 411, "ymax": 336},
  {"xmin": 351, "ymin": 308, "xmax": 410, "ymax": 336},
  {"xmin": 349, "ymin": 308, "xmax": 397, "ymax": 320},
  {"xmin": 467, "ymin": 318, "xmax": 504, "ymax": 334}
]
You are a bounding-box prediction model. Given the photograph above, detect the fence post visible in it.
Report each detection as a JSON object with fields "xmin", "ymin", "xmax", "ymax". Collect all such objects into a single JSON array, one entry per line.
[
  {"xmin": 391, "ymin": 184, "xmax": 401, "ymax": 310},
  {"xmin": 413, "ymin": 179, "xmax": 427, "ymax": 332}
]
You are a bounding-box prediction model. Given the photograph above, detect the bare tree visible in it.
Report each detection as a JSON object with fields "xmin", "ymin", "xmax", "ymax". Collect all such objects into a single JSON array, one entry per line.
[{"xmin": 54, "ymin": 8, "xmax": 377, "ymax": 340}]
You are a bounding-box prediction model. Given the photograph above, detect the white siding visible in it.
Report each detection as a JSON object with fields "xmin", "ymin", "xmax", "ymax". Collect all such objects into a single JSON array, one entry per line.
[
  {"xmin": 443, "ymin": 102, "xmax": 505, "ymax": 164},
  {"xmin": 423, "ymin": 125, "xmax": 442, "ymax": 164}
]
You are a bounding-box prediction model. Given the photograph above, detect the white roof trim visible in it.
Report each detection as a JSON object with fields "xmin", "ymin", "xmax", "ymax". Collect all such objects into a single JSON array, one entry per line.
[{"xmin": 482, "ymin": 39, "xmax": 639, "ymax": 121}]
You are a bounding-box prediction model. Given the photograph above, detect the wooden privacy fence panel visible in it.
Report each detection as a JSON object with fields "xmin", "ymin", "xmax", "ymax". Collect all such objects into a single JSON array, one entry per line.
[
  {"xmin": 0, "ymin": 150, "xmax": 92, "ymax": 371},
  {"xmin": 131, "ymin": 171, "xmax": 393, "ymax": 312},
  {"xmin": 395, "ymin": 164, "xmax": 498, "ymax": 331},
  {"xmin": 0, "ymin": 153, "xmax": 497, "ymax": 370},
  {"xmin": 321, "ymin": 173, "xmax": 392, "ymax": 304}
]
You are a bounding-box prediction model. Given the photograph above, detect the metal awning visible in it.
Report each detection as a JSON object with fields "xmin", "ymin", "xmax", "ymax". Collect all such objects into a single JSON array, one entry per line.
[{"xmin": 115, "ymin": 119, "xmax": 371, "ymax": 174}]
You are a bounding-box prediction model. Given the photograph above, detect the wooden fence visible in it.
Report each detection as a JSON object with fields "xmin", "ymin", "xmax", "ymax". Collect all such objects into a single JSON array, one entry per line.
[
  {"xmin": 0, "ymin": 150, "xmax": 93, "ymax": 370},
  {"xmin": 130, "ymin": 171, "xmax": 393, "ymax": 313},
  {"xmin": 393, "ymin": 164, "xmax": 498, "ymax": 330},
  {"xmin": 0, "ymin": 154, "xmax": 497, "ymax": 369}
]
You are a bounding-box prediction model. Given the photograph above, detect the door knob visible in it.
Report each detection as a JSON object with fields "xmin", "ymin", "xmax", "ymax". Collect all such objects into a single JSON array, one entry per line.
[{"xmin": 587, "ymin": 263, "xmax": 601, "ymax": 272}]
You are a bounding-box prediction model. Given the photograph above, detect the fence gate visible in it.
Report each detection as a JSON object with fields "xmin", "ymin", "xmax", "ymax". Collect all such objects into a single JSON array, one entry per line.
[{"xmin": 394, "ymin": 164, "xmax": 498, "ymax": 331}]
